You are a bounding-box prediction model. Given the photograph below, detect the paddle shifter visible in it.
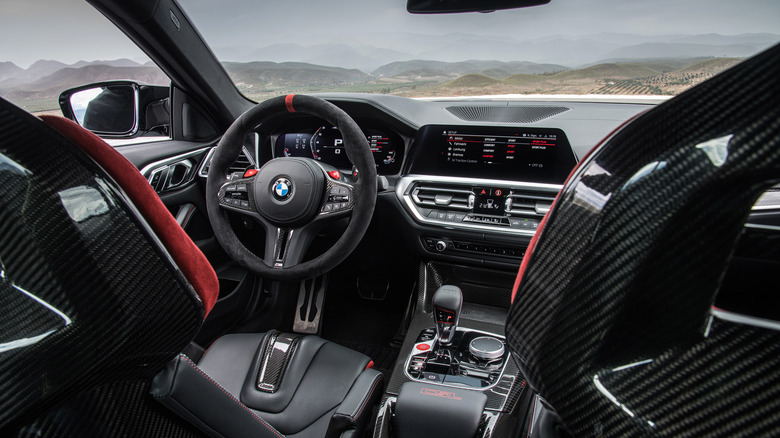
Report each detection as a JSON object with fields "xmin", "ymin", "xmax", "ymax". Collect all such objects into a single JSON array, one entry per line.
[{"xmin": 432, "ymin": 285, "xmax": 462, "ymax": 345}]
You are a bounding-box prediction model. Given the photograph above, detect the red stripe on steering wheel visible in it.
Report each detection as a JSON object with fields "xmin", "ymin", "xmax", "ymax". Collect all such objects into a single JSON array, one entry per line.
[{"xmin": 285, "ymin": 94, "xmax": 296, "ymax": 113}]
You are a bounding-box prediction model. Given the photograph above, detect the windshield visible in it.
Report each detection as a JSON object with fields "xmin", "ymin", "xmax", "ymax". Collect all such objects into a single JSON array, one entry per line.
[
  {"xmin": 178, "ymin": 0, "xmax": 780, "ymax": 102},
  {"xmin": 2, "ymin": 0, "xmax": 779, "ymax": 114}
]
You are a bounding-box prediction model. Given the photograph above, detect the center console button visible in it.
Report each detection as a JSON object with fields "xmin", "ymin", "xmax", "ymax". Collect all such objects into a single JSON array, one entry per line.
[
  {"xmin": 416, "ymin": 343, "xmax": 431, "ymax": 351},
  {"xmin": 469, "ymin": 336, "xmax": 505, "ymax": 361},
  {"xmin": 421, "ymin": 372, "xmax": 443, "ymax": 383}
]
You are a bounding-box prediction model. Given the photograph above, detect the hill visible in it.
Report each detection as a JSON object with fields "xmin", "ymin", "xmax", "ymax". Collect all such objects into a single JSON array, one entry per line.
[
  {"xmin": 408, "ymin": 58, "xmax": 746, "ymax": 98},
  {"xmin": 0, "ymin": 62, "xmax": 24, "ymax": 81},
  {"xmin": 224, "ymin": 61, "xmax": 370, "ymax": 87},
  {"xmin": 604, "ymin": 43, "xmax": 763, "ymax": 61},
  {"xmin": 1, "ymin": 63, "xmax": 167, "ymax": 112},
  {"xmin": 0, "ymin": 56, "xmax": 749, "ymax": 112},
  {"xmin": 444, "ymin": 74, "xmax": 500, "ymax": 88},
  {"xmin": 552, "ymin": 63, "xmax": 664, "ymax": 80},
  {"xmin": 373, "ymin": 59, "xmax": 568, "ymax": 79}
]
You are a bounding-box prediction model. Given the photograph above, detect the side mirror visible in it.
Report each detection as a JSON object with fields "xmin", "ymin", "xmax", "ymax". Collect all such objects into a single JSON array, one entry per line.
[{"xmin": 59, "ymin": 81, "xmax": 170, "ymax": 138}]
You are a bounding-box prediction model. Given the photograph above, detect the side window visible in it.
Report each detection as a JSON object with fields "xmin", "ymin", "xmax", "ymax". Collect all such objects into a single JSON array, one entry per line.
[{"xmin": 0, "ymin": 0, "xmax": 169, "ymax": 140}]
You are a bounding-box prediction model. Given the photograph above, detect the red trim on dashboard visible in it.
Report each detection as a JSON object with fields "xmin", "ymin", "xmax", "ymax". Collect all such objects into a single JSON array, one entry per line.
[
  {"xmin": 39, "ymin": 115, "xmax": 219, "ymax": 318},
  {"xmin": 285, "ymin": 94, "xmax": 296, "ymax": 113}
]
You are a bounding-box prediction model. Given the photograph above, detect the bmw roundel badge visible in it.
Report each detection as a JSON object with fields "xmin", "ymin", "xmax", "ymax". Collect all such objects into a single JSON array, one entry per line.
[{"xmin": 272, "ymin": 178, "xmax": 292, "ymax": 200}]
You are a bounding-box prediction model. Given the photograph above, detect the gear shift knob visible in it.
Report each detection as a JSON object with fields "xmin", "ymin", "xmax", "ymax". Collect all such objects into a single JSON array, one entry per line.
[{"xmin": 432, "ymin": 285, "xmax": 462, "ymax": 345}]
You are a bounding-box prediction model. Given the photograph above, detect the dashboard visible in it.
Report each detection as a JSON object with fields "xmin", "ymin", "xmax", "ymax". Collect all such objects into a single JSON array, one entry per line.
[
  {"xmin": 238, "ymin": 95, "xmax": 659, "ymax": 267},
  {"xmin": 200, "ymin": 93, "xmax": 780, "ymax": 270}
]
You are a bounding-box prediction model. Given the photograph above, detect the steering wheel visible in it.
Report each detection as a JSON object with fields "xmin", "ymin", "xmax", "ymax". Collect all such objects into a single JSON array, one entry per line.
[{"xmin": 205, "ymin": 95, "xmax": 377, "ymax": 281}]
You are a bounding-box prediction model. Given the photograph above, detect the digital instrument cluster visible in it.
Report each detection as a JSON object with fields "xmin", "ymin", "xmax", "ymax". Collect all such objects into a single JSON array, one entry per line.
[{"xmin": 274, "ymin": 123, "xmax": 403, "ymax": 175}]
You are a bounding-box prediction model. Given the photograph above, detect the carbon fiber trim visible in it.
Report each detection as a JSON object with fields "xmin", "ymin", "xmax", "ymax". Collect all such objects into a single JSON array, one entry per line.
[
  {"xmin": 256, "ymin": 332, "xmax": 302, "ymax": 393},
  {"xmin": 17, "ymin": 380, "xmax": 205, "ymax": 438},
  {"xmin": 0, "ymin": 99, "xmax": 203, "ymax": 432},
  {"xmin": 506, "ymin": 43, "xmax": 780, "ymax": 436}
]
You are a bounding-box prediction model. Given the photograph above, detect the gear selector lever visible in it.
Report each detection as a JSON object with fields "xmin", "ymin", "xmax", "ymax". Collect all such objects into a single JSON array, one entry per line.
[{"xmin": 432, "ymin": 285, "xmax": 462, "ymax": 345}]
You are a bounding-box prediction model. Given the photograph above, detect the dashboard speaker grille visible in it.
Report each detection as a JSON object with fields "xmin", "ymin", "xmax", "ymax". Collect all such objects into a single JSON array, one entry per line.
[{"xmin": 445, "ymin": 105, "xmax": 570, "ymax": 123}]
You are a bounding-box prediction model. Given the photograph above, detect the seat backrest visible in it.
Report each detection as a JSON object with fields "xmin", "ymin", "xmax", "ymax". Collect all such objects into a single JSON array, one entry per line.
[
  {"xmin": 507, "ymin": 44, "xmax": 780, "ymax": 436},
  {"xmin": 0, "ymin": 97, "xmax": 213, "ymax": 433}
]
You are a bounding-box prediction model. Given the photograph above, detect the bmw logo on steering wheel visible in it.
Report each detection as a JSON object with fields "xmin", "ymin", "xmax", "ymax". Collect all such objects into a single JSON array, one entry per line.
[{"xmin": 272, "ymin": 178, "xmax": 292, "ymax": 200}]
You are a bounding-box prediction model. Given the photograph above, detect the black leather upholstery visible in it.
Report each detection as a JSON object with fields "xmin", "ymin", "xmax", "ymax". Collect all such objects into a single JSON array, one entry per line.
[
  {"xmin": 151, "ymin": 332, "xmax": 384, "ymax": 438},
  {"xmin": 394, "ymin": 381, "xmax": 486, "ymax": 438}
]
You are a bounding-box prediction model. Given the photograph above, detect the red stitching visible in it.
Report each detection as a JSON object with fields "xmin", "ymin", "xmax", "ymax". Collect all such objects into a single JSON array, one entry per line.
[
  {"xmin": 354, "ymin": 375, "xmax": 383, "ymax": 421},
  {"xmin": 179, "ymin": 355, "xmax": 284, "ymax": 438}
]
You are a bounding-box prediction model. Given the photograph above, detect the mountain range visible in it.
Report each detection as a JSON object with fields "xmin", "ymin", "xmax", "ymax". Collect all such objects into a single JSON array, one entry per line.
[
  {"xmin": 211, "ymin": 32, "xmax": 779, "ymax": 71},
  {"xmin": 1, "ymin": 32, "xmax": 777, "ymax": 112}
]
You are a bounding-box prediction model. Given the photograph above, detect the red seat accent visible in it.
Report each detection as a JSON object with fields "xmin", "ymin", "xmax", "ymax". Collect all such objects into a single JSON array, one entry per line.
[{"xmin": 40, "ymin": 115, "xmax": 219, "ymax": 318}]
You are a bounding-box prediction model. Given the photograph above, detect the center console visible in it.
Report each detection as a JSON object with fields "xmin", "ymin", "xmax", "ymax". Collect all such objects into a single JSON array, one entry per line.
[
  {"xmin": 405, "ymin": 328, "xmax": 509, "ymax": 389},
  {"xmin": 404, "ymin": 285, "xmax": 510, "ymax": 390},
  {"xmin": 376, "ymin": 284, "xmax": 524, "ymax": 438}
]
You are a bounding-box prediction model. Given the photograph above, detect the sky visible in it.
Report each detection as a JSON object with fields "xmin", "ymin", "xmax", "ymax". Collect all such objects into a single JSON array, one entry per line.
[{"xmin": 1, "ymin": 0, "xmax": 779, "ymax": 68}]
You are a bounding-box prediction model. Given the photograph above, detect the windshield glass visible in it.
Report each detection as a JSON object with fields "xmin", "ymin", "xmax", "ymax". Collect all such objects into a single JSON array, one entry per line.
[
  {"xmin": 2, "ymin": 0, "xmax": 779, "ymax": 113},
  {"xmin": 178, "ymin": 0, "xmax": 780, "ymax": 102}
]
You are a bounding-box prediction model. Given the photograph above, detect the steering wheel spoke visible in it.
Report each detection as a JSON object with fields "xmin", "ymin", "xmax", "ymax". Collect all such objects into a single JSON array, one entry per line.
[
  {"xmin": 260, "ymin": 223, "xmax": 320, "ymax": 269},
  {"xmin": 217, "ymin": 177, "xmax": 262, "ymax": 219},
  {"xmin": 319, "ymin": 178, "xmax": 355, "ymax": 216},
  {"xmin": 268, "ymin": 227, "xmax": 294, "ymax": 268}
]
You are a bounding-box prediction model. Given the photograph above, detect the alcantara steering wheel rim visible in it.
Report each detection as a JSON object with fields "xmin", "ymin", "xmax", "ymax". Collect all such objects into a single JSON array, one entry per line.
[{"xmin": 205, "ymin": 94, "xmax": 377, "ymax": 281}]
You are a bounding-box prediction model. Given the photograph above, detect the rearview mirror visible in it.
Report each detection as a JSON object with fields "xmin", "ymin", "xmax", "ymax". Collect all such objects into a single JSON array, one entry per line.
[
  {"xmin": 59, "ymin": 81, "xmax": 170, "ymax": 138},
  {"xmin": 407, "ymin": 0, "xmax": 549, "ymax": 14}
]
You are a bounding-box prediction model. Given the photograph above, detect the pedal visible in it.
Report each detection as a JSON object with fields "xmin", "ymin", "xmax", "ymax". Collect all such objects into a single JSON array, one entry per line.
[{"xmin": 293, "ymin": 274, "xmax": 327, "ymax": 334}]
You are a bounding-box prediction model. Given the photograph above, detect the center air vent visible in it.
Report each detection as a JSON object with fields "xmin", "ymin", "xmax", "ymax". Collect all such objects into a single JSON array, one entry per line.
[
  {"xmin": 445, "ymin": 105, "xmax": 570, "ymax": 124},
  {"xmin": 508, "ymin": 192, "xmax": 555, "ymax": 216},
  {"xmin": 397, "ymin": 176, "xmax": 562, "ymax": 236},
  {"xmin": 412, "ymin": 185, "xmax": 473, "ymax": 210}
]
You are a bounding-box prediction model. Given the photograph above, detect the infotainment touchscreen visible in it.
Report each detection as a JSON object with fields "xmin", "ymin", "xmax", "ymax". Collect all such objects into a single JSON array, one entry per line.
[{"xmin": 408, "ymin": 125, "xmax": 578, "ymax": 184}]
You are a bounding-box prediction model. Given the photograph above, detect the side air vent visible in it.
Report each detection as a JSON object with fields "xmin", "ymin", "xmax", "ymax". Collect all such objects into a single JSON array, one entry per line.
[
  {"xmin": 198, "ymin": 146, "xmax": 256, "ymax": 178},
  {"xmin": 508, "ymin": 192, "xmax": 555, "ymax": 216},
  {"xmin": 229, "ymin": 151, "xmax": 253, "ymax": 174},
  {"xmin": 445, "ymin": 105, "xmax": 570, "ymax": 124},
  {"xmin": 754, "ymin": 187, "xmax": 780, "ymax": 210},
  {"xmin": 412, "ymin": 185, "xmax": 473, "ymax": 211}
]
